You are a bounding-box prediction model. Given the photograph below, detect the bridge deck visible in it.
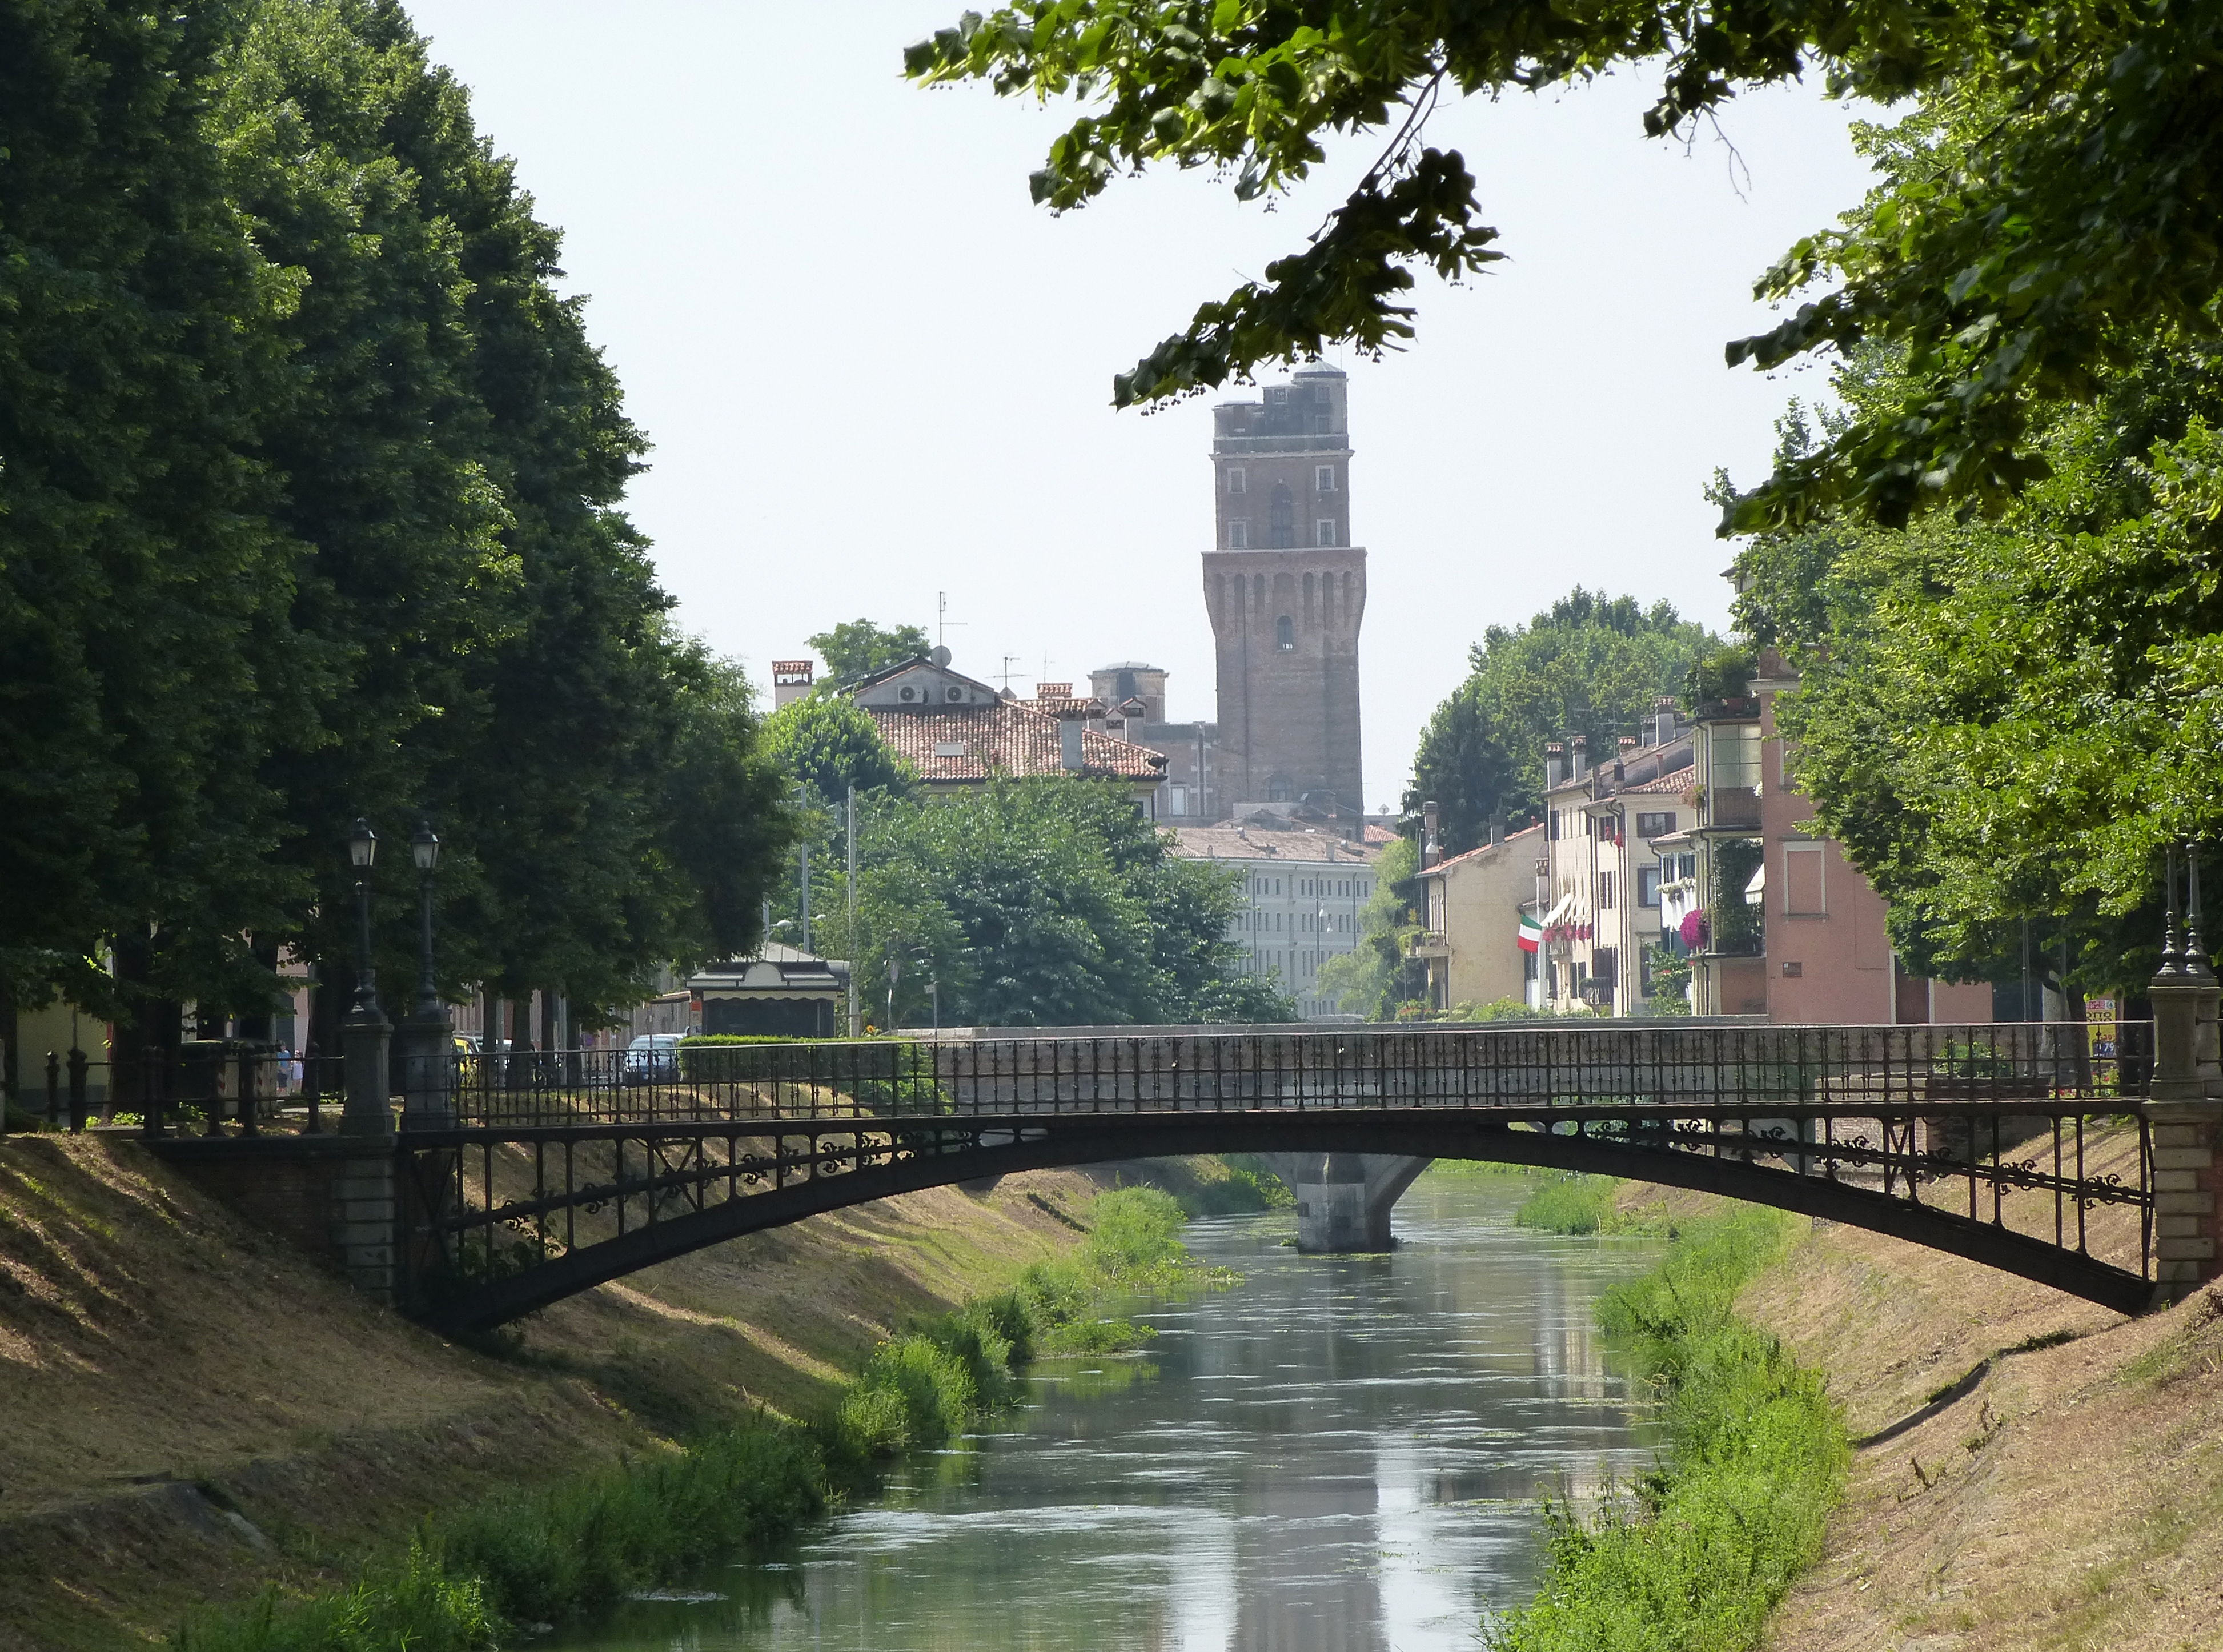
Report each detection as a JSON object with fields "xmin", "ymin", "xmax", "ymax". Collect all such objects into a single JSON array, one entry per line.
[{"xmin": 402, "ymin": 1022, "xmax": 2154, "ymax": 1333}]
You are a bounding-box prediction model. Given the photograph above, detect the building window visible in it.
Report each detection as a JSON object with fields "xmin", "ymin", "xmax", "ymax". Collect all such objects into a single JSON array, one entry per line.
[
  {"xmin": 1317, "ymin": 519, "xmax": 1338, "ymax": 546},
  {"xmin": 1785, "ymin": 841, "xmax": 1827, "ymax": 915},
  {"xmin": 1227, "ymin": 519, "xmax": 1249, "ymax": 548},
  {"xmin": 1276, "ymin": 615, "xmax": 1295, "ymax": 650},
  {"xmin": 1315, "ymin": 466, "xmax": 1337, "ymax": 492},
  {"xmin": 1635, "ymin": 811, "xmax": 1676, "ymax": 839},
  {"xmin": 1268, "ymin": 386, "xmax": 1289, "ymax": 404},
  {"xmin": 1227, "ymin": 467, "xmax": 1246, "ymax": 495},
  {"xmin": 1270, "ymin": 483, "xmax": 1295, "ymax": 547},
  {"xmin": 1168, "ymin": 783, "xmax": 1188, "ymax": 816},
  {"xmin": 1598, "ymin": 871, "xmax": 1617, "ymax": 910},
  {"xmin": 1638, "ymin": 867, "xmax": 1661, "ymax": 908}
]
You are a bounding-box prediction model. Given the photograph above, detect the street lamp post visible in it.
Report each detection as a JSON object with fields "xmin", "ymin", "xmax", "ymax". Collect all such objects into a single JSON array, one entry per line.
[
  {"xmin": 340, "ymin": 819, "xmax": 395, "ymax": 1139},
  {"xmin": 397, "ymin": 820, "xmax": 455, "ymax": 1130}
]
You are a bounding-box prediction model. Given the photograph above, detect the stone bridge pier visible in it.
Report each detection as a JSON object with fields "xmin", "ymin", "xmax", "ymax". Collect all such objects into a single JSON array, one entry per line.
[{"xmin": 1259, "ymin": 1154, "xmax": 1431, "ymax": 1253}]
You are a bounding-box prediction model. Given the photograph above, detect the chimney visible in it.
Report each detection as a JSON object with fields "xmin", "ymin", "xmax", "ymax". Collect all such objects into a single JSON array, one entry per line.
[
  {"xmin": 1490, "ymin": 815, "xmax": 1504, "ymax": 849},
  {"xmin": 1546, "ymin": 740, "xmax": 1564, "ymax": 788},
  {"xmin": 1618, "ymin": 736, "xmax": 1638, "ymax": 758},
  {"xmin": 773, "ymin": 659, "xmax": 814, "ymax": 709},
  {"xmin": 1653, "ymin": 695, "xmax": 1679, "ymax": 748},
  {"xmin": 1059, "ymin": 715, "xmax": 1085, "ymax": 771},
  {"xmin": 1422, "ymin": 800, "xmax": 1442, "ymax": 869},
  {"xmin": 1570, "ymin": 735, "xmax": 1588, "ymax": 780}
]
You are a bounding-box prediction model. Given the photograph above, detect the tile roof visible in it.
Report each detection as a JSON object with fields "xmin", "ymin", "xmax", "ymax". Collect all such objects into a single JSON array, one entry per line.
[
  {"xmin": 1363, "ymin": 821, "xmax": 1398, "ymax": 844},
  {"xmin": 1422, "ymin": 821, "xmax": 1544, "ymax": 876},
  {"xmin": 1168, "ymin": 825, "xmax": 1381, "ymax": 864},
  {"xmin": 867, "ymin": 701, "xmax": 1166, "ymax": 785},
  {"xmin": 1616, "ymin": 767, "xmax": 1699, "ymax": 796}
]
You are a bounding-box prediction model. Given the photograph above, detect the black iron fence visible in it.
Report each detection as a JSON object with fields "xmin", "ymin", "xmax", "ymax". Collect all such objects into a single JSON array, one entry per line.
[
  {"xmin": 2, "ymin": 1044, "xmax": 346, "ymax": 1137},
  {"xmin": 438, "ymin": 1020, "xmax": 2150, "ymax": 1128}
]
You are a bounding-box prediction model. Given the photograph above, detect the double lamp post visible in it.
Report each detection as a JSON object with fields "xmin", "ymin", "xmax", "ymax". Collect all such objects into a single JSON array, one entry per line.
[{"xmin": 342, "ymin": 818, "xmax": 455, "ymax": 1136}]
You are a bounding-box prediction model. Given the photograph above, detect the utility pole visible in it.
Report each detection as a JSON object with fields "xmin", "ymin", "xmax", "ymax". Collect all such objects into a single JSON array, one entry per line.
[
  {"xmin": 846, "ymin": 785, "xmax": 860, "ymax": 1036},
  {"xmin": 795, "ymin": 784, "xmax": 810, "ymax": 955}
]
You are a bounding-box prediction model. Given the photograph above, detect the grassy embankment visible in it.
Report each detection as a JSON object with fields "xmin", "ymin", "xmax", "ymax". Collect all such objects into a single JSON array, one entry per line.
[
  {"xmin": 167, "ymin": 1186, "xmax": 1207, "ymax": 1651},
  {"xmin": 1488, "ymin": 1188, "xmax": 1849, "ymax": 1651},
  {"xmin": 1499, "ymin": 1126, "xmax": 2223, "ymax": 1650},
  {"xmin": 0, "ymin": 1131, "xmax": 1239, "ymax": 1651}
]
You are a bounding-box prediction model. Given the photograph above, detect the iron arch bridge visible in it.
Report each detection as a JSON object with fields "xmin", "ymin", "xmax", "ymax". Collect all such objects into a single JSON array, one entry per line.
[{"xmin": 402, "ymin": 1022, "xmax": 2157, "ymax": 1337}]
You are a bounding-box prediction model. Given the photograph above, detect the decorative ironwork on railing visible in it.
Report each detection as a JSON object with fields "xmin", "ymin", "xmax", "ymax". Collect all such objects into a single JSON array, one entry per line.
[{"xmin": 384, "ymin": 1020, "xmax": 2156, "ymax": 1330}]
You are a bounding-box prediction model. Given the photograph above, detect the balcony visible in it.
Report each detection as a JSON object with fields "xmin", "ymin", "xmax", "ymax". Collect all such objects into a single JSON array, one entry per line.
[
  {"xmin": 1707, "ymin": 786, "xmax": 1762, "ymax": 828},
  {"xmin": 1407, "ymin": 932, "xmax": 1451, "ymax": 960}
]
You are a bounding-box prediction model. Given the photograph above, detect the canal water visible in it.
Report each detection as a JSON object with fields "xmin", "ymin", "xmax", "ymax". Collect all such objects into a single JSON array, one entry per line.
[{"xmin": 557, "ymin": 1172, "xmax": 1663, "ymax": 1652}]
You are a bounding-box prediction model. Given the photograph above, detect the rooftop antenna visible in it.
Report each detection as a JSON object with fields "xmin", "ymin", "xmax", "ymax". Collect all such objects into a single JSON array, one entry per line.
[
  {"xmin": 936, "ymin": 590, "xmax": 968, "ymax": 652},
  {"xmin": 996, "ymin": 654, "xmax": 1023, "ymax": 693}
]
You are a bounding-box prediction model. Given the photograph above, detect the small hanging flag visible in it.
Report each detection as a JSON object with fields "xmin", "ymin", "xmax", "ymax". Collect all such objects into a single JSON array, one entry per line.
[{"xmin": 1517, "ymin": 915, "xmax": 1543, "ymax": 954}]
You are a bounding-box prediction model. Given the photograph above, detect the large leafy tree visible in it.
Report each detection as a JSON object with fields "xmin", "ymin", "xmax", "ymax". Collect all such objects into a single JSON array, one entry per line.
[
  {"xmin": 906, "ymin": 2, "xmax": 2223, "ymax": 531},
  {"xmin": 1, "ymin": 0, "xmax": 796, "ymax": 1057},
  {"xmin": 0, "ymin": 0, "xmax": 307, "ymax": 1032},
  {"xmin": 822, "ymin": 779, "xmax": 1290, "ymax": 1027},
  {"xmin": 1406, "ymin": 590, "xmax": 1716, "ymax": 857},
  {"xmin": 1727, "ymin": 94, "xmax": 2223, "ymax": 996}
]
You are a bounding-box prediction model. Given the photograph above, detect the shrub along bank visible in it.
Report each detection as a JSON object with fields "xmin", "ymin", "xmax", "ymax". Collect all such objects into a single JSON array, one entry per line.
[
  {"xmin": 174, "ymin": 1188, "xmax": 1206, "ymax": 1652},
  {"xmin": 1489, "ymin": 1205, "xmax": 1849, "ymax": 1652}
]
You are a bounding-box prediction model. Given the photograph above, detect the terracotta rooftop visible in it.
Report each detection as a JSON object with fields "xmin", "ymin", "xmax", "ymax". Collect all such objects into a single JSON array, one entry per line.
[
  {"xmin": 1167, "ymin": 825, "xmax": 1381, "ymax": 864},
  {"xmin": 866, "ymin": 700, "xmax": 1166, "ymax": 785},
  {"xmin": 1615, "ymin": 767, "xmax": 1698, "ymax": 796},
  {"xmin": 1422, "ymin": 821, "xmax": 1545, "ymax": 877}
]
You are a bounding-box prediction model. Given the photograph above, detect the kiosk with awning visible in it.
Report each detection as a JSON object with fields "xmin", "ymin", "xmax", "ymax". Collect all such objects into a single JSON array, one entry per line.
[{"xmin": 688, "ymin": 945, "xmax": 850, "ymax": 1038}]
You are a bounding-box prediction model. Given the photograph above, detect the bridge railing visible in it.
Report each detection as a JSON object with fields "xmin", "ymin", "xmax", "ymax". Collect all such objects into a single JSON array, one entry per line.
[{"xmin": 438, "ymin": 1020, "xmax": 2148, "ymax": 1126}]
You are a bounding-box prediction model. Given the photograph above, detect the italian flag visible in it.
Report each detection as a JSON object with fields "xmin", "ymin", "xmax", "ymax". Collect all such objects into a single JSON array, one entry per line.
[{"xmin": 1517, "ymin": 915, "xmax": 1543, "ymax": 954}]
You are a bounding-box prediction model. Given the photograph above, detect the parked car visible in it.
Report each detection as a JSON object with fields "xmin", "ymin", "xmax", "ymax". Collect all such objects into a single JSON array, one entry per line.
[{"xmin": 622, "ymin": 1033, "xmax": 682, "ymax": 1085}]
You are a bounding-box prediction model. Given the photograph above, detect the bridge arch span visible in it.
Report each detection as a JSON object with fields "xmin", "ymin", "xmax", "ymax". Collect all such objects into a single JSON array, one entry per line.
[{"xmin": 414, "ymin": 1109, "xmax": 2153, "ymax": 1338}]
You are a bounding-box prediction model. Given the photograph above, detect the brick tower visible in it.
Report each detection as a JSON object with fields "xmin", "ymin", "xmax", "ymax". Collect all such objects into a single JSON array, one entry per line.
[{"xmin": 1203, "ymin": 362, "xmax": 1366, "ymax": 829}]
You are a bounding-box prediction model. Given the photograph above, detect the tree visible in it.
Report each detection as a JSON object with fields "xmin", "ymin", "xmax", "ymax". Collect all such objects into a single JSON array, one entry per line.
[
  {"xmin": 1731, "ymin": 380, "xmax": 2200, "ymax": 992},
  {"xmin": 808, "ymin": 618, "xmax": 932, "ymax": 688},
  {"xmin": 761, "ymin": 695, "xmax": 915, "ymax": 803},
  {"xmin": 1406, "ymin": 590, "xmax": 1717, "ymax": 857},
  {"xmin": 1, "ymin": 0, "xmax": 798, "ymax": 1049},
  {"xmin": 821, "ymin": 779, "xmax": 1289, "ymax": 1027},
  {"xmin": 1316, "ymin": 837, "xmax": 1426, "ymax": 1020},
  {"xmin": 907, "ymin": 4, "xmax": 2223, "ymax": 532},
  {"xmin": 0, "ymin": 0, "xmax": 306, "ymax": 1031}
]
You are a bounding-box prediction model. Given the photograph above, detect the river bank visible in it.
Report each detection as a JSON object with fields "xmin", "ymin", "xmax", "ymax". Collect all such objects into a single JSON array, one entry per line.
[
  {"xmin": 1589, "ymin": 1168, "xmax": 2223, "ymax": 1650},
  {"xmin": 0, "ymin": 1134, "xmax": 1117, "ymax": 1650}
]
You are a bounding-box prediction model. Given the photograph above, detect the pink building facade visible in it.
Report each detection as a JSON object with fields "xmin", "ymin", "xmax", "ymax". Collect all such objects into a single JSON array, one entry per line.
[{"xmin": 1751, "ymin": 653, "xmax": 1991, "ymax": 1024}]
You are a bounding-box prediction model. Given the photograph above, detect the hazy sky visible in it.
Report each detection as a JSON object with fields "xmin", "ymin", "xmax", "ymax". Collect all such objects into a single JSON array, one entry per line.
[{"xmin": 402, "ymin": 2, "xmax": 1879, "ymax": 815}]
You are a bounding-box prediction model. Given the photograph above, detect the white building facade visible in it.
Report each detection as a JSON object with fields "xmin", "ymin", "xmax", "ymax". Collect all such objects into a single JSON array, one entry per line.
[{"xmin": 1169, "ymin": 824, "xmax": 1383, "ymax": 1019}]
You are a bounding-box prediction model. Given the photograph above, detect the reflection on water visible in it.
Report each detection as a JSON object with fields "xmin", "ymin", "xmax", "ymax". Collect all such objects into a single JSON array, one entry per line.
[{"xmin": 555, "ymin": 1174, "xmax": 1660, "ymax": 1652}]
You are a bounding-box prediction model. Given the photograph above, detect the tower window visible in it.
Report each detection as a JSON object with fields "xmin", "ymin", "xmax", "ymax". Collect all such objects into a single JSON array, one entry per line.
[
  {"xmin": 1227, "ymin": 519, "xmax": 1249, "ymax": 548},
  {"xmin": 1268, "ymin": 386, "xmax": 1289, "ymax": 404},
  {"xmin": 1315, "ymin": 466, "xmax": 1336, "ymax": 491},
  {"xmin": 1227, "ymin": 467, "xmax": 1246, "ymax": 494},
  {"xmin": 1269, "ymin": 483, "xmax": 1295, "ymax": 548},
  {"xmin": 1276, "ymin": 615, "xmax": 1295, "ymax": 651},
  {"xmin": 1317, "ymin": 520, "xmax": 1338, "ymax": 546}
]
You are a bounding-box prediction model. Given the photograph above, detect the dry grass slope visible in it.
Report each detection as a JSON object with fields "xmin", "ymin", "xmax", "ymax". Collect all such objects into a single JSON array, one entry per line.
[
  {"xmin": 0, "ymin": 1134, "xmax": 1097, "ymax": 1651},
  {"xmin": 1615, "ymin": 1124, "xmax": 2223, "ymax": 1652}
]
